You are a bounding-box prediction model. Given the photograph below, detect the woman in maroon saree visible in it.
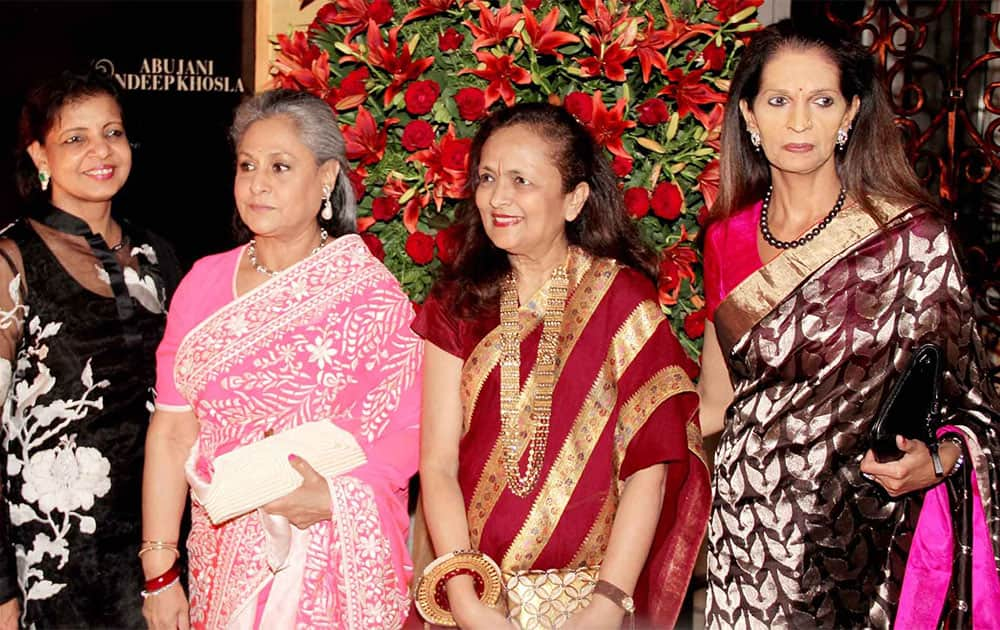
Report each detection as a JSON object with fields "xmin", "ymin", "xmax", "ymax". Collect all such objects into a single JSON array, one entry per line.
[
  {"xmin": 414, "ymin": 103, "xmax": 709, "ymax": 629},
  {"xmin": 699, "ymin": 20, "xmax": 1000, "ymax": 629}
]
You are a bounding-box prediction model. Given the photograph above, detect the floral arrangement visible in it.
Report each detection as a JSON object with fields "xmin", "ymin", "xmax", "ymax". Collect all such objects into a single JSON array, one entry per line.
[{"xmin": 271, "ymin": 0, "xmax": 761, "ymax": 358}]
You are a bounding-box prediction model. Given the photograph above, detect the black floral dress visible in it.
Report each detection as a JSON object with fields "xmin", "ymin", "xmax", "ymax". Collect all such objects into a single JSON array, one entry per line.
[{"xmin": 0, "ymin": 203, "xmax": 180, "ymax": 629}]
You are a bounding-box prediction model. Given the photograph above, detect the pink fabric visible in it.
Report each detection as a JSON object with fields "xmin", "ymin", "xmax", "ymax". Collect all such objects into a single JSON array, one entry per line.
[
  {"xmin": 156, "ymin": 235, "xmax": 422, "ymax": 629},
  {"xmin": 703, "ymin": 202, "xmax": 763, "ymax": 321},
  {"xmin": 896, "ymin": 429, "xmax": 1000, "ymax": 629}
]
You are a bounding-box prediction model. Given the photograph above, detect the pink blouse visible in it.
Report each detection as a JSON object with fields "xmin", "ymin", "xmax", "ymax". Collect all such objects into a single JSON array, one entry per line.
[{"xmin": 702, "ymin": 201, "xmax": 764, "ymax": 322}]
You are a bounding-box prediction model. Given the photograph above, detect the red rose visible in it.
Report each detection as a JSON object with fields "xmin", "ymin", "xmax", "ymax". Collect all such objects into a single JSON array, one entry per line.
[
  {"xmin": 371, "ymin": 196, "xmax": 400, "ymax": 221},
  {"xmin": 401, "ymin": 120, "xmax": 435, "ymax": 152},
  {"xmin": 441, "ymin": 138, "xmax": 472, "ymax": 172},
  {"xmin": 623, "ymin": 187, "xmax": 650, "ymax": 219},
  {"xmin": 563, "ymin": 91, "xmax": 592, "ymax": 123},
  {"xmin": 435, "ymin": 225, "xmax": 461, "ymax": 265},
  {"xmin": 651, "ymin": 181, "xmax": 683, "ymax": 220},
  {"xmin": 684, "ymin": 309, "xmax": 706, "ymax": 339},
  {"xmin": 455, "ymin": 87, "xmax": 487, "ymax": 121},
  {"xmin": 612, "ymin": 156, "xmax": 633, "ymax": 178},
  {"xmin": 438, "ymin": 27, "xmax": 464, "ymax": 52},
  {"xmin": 405, "ymin": 231, "xmax": 436, "ymax": 264},
  {"xmin": 523, "ymin": 0, "xmax": 542, "ymax": 8},
  {"xmin": 369, "ymin": 0, "xmax": 394, "ymax": 23},
  {"xmin": 405, "ymin": 80, "xmax": 441, "ymax": 116},
  {"xmin": 360, "ymin": 232, "xmax": 385, "ymax": 260},
  {"xmin": 636, "ymin": 98, "xmax": 669, "ymax": 125}
]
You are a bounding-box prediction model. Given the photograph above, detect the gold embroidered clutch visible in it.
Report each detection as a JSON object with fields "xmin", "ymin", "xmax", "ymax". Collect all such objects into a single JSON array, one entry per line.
[
  {"xmin": 503, "ymin": 565, "xmax": 599, "ymax": 629},
  {"xmin": 198, "ymin": 421, "xmax": 367, "ymax": 524}
]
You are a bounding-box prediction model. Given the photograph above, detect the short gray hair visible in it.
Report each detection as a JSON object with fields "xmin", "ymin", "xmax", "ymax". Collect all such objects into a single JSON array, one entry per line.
[{"xmin": 230, "ymin": 89, "xmax": 357, "ymax": 238}]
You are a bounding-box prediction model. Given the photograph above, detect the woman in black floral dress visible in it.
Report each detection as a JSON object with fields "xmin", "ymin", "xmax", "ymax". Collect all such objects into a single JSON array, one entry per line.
[{"xmin": 0, "ymin": 71, "xmax": 180, "ymax": 629}]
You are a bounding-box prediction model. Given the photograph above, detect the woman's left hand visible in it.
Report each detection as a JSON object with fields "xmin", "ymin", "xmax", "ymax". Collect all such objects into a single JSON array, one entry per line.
[
  {"xmin": 560, "ymin": 596, "xmax": 626, "ymax": 630},
  {"xmin": 860, "ymin": 435, "xmax": 958, "ymax": 497},
  {"xmin": 261, "ymin": 454, "xmax": 332, "ymax": 528}
]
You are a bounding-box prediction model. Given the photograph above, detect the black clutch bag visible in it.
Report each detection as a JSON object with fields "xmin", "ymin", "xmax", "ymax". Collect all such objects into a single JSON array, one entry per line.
[{"xmin": 870, "ymin": 344, "xmax": 942, "ymax": 463}]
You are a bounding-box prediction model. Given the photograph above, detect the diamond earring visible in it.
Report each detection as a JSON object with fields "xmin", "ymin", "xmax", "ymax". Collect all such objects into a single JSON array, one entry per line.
[
  {"xmin": 837, "ymin": 127, "xmax": 849, "ymax": 149},
  {"xmin": 39, "ymin": 170, "xmax": 50, "ymax": 192},
  {"xmin": 750, "ymin": 130, "xmax": 761, "ymax": 151}
]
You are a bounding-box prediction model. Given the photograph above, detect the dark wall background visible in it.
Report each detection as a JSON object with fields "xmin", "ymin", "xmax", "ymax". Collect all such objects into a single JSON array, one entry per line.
[{"xmin": 1, "ymin": 0, "xmax": 254, "ymax": 268}]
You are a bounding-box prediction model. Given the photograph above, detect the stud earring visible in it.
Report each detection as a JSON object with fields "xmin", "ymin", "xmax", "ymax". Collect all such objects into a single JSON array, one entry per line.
[
  {"xmin": 837, "ymin": 127, "xmax": 850, "ymax": 149},
  {"xmin": 750, "ymin": 130, "xmax": 761, "ymax": 151},
  {"xmin": 39, "ymin": 170, "xmax": 50, "ymax": 192},
  {"xmin": 320, "ymin": 185, "xmax": 333, "ymax": 221}
]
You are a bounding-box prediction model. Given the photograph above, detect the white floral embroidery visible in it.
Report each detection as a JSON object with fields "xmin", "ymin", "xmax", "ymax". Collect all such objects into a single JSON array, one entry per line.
[
  {"xmin": 1, "ymin": 309, "xmax": 112, "ymax": 620},
  {"xmin": 93, "ymin": 254, "xmax": 166, "ymax": 314}
]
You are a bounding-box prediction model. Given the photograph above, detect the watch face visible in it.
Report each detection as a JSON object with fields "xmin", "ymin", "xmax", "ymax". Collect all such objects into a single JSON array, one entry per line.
[{"xmin": 622, "ymin": 596, "xmax": 635, "ymax": 613}]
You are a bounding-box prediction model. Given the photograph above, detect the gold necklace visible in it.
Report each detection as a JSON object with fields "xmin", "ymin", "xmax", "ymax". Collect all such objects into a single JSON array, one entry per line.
[{"xmin": 499, "ymin": 264, "xmax": 569, "ymax": 497}]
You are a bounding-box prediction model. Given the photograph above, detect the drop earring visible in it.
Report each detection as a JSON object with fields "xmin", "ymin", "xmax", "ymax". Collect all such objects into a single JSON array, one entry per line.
[
  {"xmin": 836, "ymin": 127, "xmax": 850, "ymax": 149},
  {"xmin": 750, "ymin": 130, "xmax": 761, "ymax": 151},
  {"xmin": 39, "ymin": 170, "xmax": 50, "ymax": 192},
  {"xmin": 320, "ymin": 185, "xmax": 333, "ymax": 221}
]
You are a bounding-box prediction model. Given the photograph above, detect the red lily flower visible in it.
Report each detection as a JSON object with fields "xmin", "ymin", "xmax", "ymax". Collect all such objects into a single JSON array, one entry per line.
[
  {"xmin": 633, "ymin": 5, "xmax": 717, "ymax": 83},
  {"xmin": 658, "ymin": 229, "xmax": 698, "ymax": 306},
  {"xmin": 708, "ymin": 0, "xmax": 764, "ymax": 22},
  {"xmin": 402, "ymin": 0, "xmax": 457, "ymax": 24},
  {"xmin": 521, "ymin": 7, "xmax": 579, "ymax": 59},
  {"xmin": 341, "ymin": 106, "xmax": 399, "ymax": 166},
  {"xmin": 271, "ymin": 33, "xmax": 333, "ymax": 99},
  {"xmin": 460, "ymin": 52, "xmax": 531, "ymax": 107},
  {"xmin": 407, "ymin": 125, "xmax": 472, "ymax": 212},
  {"xmin": 465, "ymin": 2, "xmax": 522, "ymax": 51},
  {"xmin": 579, "ymin": 0, "xmax": 626, "ymax": 42},
  {"xmin": 696, "ymin": 158, "xmax": 721, "ymax": 211},
  {"xmin": 364, "ymin": 21, "xmax": 435, "ymax": 107},
  {"xmin": 383, "ymin": 174, "xmax": 426, "ymax": 233},
  {"xmin": 311, "ymin": 0, "xmax": 394, "ymax": 41},
  {"xmin": 578, "ymin": 35, "xmax": 635, "ymax": 82},
  {"xmin": 658, "ymin": 68, "xmax": 727, "ymax": 127},
  {"xmin": 585, "ymin": 92, "xmax": 636, "ymax": 160}
]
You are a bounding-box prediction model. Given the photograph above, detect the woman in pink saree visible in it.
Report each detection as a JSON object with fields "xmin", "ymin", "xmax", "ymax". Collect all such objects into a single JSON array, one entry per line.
[{"xmin": 140, "ymin": 90, "xmax": 422, "ymax": 629}]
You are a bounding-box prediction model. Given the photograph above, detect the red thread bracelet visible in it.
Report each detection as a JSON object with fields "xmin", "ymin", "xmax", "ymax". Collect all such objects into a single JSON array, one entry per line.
[{"xmin": 433, "ymin": 567, "xmax": 485, "ymax": 612}]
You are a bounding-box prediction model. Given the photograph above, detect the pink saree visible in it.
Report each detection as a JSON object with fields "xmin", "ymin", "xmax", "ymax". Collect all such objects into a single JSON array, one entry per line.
[{"xmin": 155, "ymin": 235, "xmax": 422, "ymax": 629}]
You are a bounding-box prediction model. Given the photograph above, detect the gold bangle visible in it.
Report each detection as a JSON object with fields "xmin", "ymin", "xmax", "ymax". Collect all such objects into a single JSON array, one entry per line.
[
  {"xmin": 414, "ymin": 549, "xmax": 503, "ymax": 627},
  {"xmin": 138, "ymin": 542, "xmax": 180, "ymax": 559}
]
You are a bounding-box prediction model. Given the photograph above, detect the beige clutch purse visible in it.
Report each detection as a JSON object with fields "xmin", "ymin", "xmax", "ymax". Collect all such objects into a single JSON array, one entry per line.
[{"xmin": 198, "ymin": 421, "xmax": 366, "ymax": 525}]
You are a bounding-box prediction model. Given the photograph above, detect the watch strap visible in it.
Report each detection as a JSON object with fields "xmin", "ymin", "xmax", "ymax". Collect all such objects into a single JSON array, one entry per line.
[{"xmin": 594, "ymin": 579, "xmax": 635, "ymax": 614}]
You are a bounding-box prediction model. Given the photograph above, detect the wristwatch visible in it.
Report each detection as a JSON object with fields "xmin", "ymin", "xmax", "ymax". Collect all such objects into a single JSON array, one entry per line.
[{"xmin": 594, "ymin": 579, "xmax": 635, "ymax": 614}]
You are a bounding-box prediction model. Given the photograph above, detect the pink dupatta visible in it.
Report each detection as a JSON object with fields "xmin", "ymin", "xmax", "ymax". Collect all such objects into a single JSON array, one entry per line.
[{"xmin": 162, "ymin": 235, "xmax": 422, "ymax": 629}]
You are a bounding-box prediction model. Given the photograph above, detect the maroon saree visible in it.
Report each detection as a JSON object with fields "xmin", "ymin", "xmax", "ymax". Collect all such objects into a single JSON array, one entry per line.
[{"xmin": 414, "ymin": 247, "xmax": 710, "ymax": 626}]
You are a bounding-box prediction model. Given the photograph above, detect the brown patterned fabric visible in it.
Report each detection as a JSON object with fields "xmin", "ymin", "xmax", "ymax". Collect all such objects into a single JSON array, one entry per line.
[{"xmin": 706, "ymin": 203, "xmax": 1000, "ymax": 629}]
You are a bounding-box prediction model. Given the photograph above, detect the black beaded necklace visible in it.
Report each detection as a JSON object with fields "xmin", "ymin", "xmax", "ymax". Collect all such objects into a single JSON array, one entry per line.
[{"xmin": 759, "ymin": 185, "xmax": 846, "ymax": 249}]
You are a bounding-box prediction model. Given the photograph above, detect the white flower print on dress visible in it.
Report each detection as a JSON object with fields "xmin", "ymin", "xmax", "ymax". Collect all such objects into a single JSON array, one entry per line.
[{"xmin": 21, "ymin": 436, "xmax": 111, "ymax": 514}]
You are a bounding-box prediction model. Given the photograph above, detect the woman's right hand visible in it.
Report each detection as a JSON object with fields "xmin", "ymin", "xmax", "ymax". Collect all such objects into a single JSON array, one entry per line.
[{"xmin": 141, "ymin": 582, "xmax": 189, "ymax": 630}]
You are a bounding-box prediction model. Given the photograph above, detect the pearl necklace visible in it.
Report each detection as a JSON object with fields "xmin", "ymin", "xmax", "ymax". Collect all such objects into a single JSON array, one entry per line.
[
  {"xmin": 498, "ymin": 263, "xmax": 569, "ymax": 497},
  {"xmin": 247, "ymin": 228, "xmax": 329, "ymax": 277},
  {"xmin": 759, "ymin": 186, "xmax": 846, "ymax": 249}
]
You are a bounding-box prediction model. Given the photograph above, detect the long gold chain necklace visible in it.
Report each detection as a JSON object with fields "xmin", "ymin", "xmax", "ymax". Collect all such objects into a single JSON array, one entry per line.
[{"xmin": 499, "ymin": 264, "xmax": 569, "ymax": 497}]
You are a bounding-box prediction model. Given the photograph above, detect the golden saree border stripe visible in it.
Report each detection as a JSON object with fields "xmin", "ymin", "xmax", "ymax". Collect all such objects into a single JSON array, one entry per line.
[
  {"xmin": 714, "ymin": 200, "xmax": 912, "ymax": 353},
  {"xmin": 466, "ymin": 255, "xmax": 615, "ymax": 548},
  {"xmin": 500, "ymin": 298, "xmax": 665, "ymax": 571},
  {"xmin": 612, "ymin": 365, "xmax": 696, "ymax": 480},
  {"xmin": 686, "ymin": 409, "xmax": 708, "ymax": 469},
  {"xmin": 569, "ymin": 483, "xmax": 617, "ymax": 567},
  {"xmin": 459, "ymin": 253, "xmax": 594, "ymax": 432}
]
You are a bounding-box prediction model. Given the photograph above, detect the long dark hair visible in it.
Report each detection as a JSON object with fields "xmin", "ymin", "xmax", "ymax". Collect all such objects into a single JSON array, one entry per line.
[
  {"xmin": 436, "ymin": 102, "xmax": 657, "ymax": 317},
  {"xmin": 16, "ymin": 70, "xmax": 124, "ymax": 200},
  {"xmin": 711, "ymin": 18, "xmax": 932, "ymax": 224}
]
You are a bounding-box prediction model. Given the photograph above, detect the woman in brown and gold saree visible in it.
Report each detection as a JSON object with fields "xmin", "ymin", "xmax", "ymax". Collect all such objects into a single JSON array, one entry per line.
[
  {"xmin": 412, "ymin": 103, "xmax": 710, "ymax": 629},
  {"xmin": 699, "ymin": 20, "xmax": 1000, "ymax": 629}
]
